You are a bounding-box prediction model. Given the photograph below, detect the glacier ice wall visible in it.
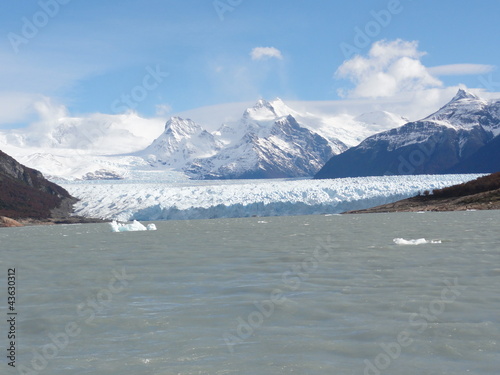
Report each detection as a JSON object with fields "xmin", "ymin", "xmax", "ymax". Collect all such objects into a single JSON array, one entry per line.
[{"xmin": 62, "ymin": 174, "xmax": 483, "ymax": 221}]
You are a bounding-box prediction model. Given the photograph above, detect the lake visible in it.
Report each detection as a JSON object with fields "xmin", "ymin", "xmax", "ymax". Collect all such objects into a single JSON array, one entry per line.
[{"xmin": 1, "ymin": 210, "xmax": 499, "ymax": 374}]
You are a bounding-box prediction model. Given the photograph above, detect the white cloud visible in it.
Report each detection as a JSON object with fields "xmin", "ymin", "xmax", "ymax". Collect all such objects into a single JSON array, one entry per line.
[
  {"xmin": 250, "ymin": 47, "xmax": 283, "ymax": 61},
  {"xmin": 155, "ymin": 103, "xmax": 172, "ymax": 117},
  {"xmin": 0, "ymin": 93, "xmax": 42, "ymax": 128},
  {"xmin": 33, "ymin": 97, "xmax": 69, "ymax": 122},
  {"xmin": 335, "ymin": 39, "xmax": 442, "ymax": 98},
  {"xmin": 427, "ymin": 64, "xmax": 495, "ymax": 76}
]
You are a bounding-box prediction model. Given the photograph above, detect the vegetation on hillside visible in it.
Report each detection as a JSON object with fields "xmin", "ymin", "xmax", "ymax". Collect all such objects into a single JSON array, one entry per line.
[{"xmin": 431, "ymin": 172, "xmax": 500, "ymax": 198}]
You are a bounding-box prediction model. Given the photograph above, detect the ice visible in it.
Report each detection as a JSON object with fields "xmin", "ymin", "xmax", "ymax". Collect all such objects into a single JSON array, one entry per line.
[
  {"xmin": 393, "ymin": 238, "xmax": 442, "ymax": 245},
  {"xmin": 62, "ymin": 174, "xmax": 483, "ymax": 222},
  {"xmin": 110, "ymin": 220, "xmax": 156, "ymax": 232}
]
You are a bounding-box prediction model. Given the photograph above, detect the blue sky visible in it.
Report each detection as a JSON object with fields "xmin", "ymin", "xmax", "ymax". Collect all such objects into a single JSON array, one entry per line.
[{"xmin": 1, "ymin": 0, "xmax": 499, "ymax": 128}]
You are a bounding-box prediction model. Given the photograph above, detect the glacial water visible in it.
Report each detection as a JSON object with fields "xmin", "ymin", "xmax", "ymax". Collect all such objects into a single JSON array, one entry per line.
[{"xmin": 0, "ymin": 210, "xmax": 499, "ymax": 375}]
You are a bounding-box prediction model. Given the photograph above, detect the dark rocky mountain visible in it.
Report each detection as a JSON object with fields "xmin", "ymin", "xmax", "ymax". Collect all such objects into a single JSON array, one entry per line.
[
  {"xmin": 315, "ymin": 90, "xmax": 500, "ymax": 179},
  {"xmin": 0, "ymin": 150, "xmax": 76, "ymax": 220},
  {"xmin": 446, "ymin": 133, "xmax": 500, "ymax": 173}
]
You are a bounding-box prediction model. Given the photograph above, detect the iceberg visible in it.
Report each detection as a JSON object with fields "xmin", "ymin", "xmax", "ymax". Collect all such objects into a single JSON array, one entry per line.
[
  {"xmin": 393, "ymin": 238, "xmax": 442, "ymax": 245},
  {"xmin": 110, "ymin": 220, "xmax": 156, "ymax": 232}
]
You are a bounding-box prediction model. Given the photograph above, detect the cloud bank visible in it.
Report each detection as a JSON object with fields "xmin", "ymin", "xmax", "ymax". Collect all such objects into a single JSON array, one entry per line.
[
  {"xmin": 335, "ymin": 39, "xmax": 442, "ymax": 98},
  {"xmin": 428, "ymin": 64, "xmax": 495, "ymax": 76}
]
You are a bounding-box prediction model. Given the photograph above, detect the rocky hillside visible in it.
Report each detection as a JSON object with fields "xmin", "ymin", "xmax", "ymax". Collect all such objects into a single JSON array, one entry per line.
[{"xmin": 0, "ymin": 150, "xmax": 77, "ymax": 220}]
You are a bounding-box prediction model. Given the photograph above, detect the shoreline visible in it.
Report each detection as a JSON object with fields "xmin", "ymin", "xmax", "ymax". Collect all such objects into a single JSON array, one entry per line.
[
  {"xmin": 345, "ymin": 172, "xmax": 500, "ymax": 214},
  {"xmin": 1, "ymin": 216, "xmax": 109, "ymax": 228},
  {"xmin": 344, "ymin": 193, "xmax": 500, "ymax": 214}
]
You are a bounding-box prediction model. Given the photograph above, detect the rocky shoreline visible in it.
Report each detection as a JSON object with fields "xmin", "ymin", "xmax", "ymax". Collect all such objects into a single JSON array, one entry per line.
[
  {"xmin": 0, "ymin": 215, "xmax": 108, "ymax": 228},
  {"xmin": 345, "ymin": 173, "xmax": 500, "ymax": 214}
]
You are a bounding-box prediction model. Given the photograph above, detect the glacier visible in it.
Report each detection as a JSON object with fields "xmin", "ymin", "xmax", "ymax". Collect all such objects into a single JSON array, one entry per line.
[{"xmin": 61, "ymin": 174, "xmax": 483, "ymax": 221}]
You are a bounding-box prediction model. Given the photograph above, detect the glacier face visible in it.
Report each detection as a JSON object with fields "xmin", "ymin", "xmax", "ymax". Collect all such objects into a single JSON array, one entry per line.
[{"xmin": 61, "ymin": 174, "xmax": 482, "ymax": 221}]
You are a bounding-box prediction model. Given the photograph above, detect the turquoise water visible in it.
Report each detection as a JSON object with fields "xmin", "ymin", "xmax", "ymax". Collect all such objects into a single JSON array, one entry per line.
[{"xmin": 1, "ymin": 211, "xmax": 499, "ymax": 374}]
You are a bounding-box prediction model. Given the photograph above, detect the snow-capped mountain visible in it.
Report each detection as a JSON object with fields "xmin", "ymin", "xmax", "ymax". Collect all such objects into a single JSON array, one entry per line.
[
  {"xmin": 4, "ymin": 112, "xmax": 162, "ymax": 154},
  {"xmin": 186, "ymin": 114, "xmax": 335, "ymax": 179},
  {"xmin": 315, "ymin": 89, "xmax": 500, "ymax": 179},
  {"xmin": 139, "ymin": 99, "xmax": 347, "ymax": 179},
  {"xmin": 0, "ymin": 112, "xmax": 165, "ymax": 180},
  {"xmin": 139, "ymin": 117, "xmax": 222, "ymax": 168},
  {"xmin": 0, "ymin": 98, "xmax": 406, "ymax": 181}
]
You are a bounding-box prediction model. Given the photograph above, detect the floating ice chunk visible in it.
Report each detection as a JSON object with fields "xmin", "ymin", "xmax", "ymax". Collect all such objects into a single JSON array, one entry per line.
[
  {"xmin": 393, "ymin": 238, "xmax": 442, "ymax": 245},
  {"xmin": 110, "ymin": 220, "xmax": 147, "ymax": 232},
  {"xmin": 146, "ymin": 223, "xmax": 157, "ymax": 231}
]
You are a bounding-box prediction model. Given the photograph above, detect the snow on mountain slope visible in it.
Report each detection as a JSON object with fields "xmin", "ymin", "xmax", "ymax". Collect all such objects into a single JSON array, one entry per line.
[
  {"xmin": 315, "ymin": 89, "xmax": 500, "ymax": 179},
  {"xmin": 177, "ymin": 99, "xmax": 344, "ymax": 179},
  {"xmin": 62, "ymin": 174, "xmax": 482, "ymax": 221},
  {"xmin": 355, "ymin": 111, "xmax": 409, "ymax": 133},
  {"xmin": 7, "ymin": 150, "xmax": 149, "ymax": 181},
  {"xmin": 0, "ymin": 98, "xmax": 406, "ymax": 181},
  {"xmin": 139, "ymin": 117, "xmax": 222, "ymax": 168},
  {"xmin": 364, "ymin": 89, "xmax": 500, "ymax": 153},
  {"xmin": 168, "ymin": 99, "xmax": 405, "ymax": 180},
  {"xmin": 186, "ymin": 114, "xmax": 335, "ymax": 179},
  {"xmin": 0, "ymin": 112, "xmax": 165, "ymax": 180},
  {"xmin": 425, "ymin": 90, "xmax": 487, "ymax": 127},
  {"xmin": 288, "ymin": 110, "xmax": 407, "ymax": 150},
  {"xmin": 5, "ymin": 112, "xmax": 164, "ymax": 154}
]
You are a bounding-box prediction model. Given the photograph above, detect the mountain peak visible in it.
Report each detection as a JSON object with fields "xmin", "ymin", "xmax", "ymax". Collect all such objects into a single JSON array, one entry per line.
[
  {"xmin": 254, "ymin": 99, "xmax": 276, "ymax": 112},
  {"xmin": 424, "ymin": 89, "xmax": 487, "ymax": 126},
  {"xmin": 450, "ymin": 88, "xmax": 480, "ymax": 102},
  {"xmin": 243, "ymin": 98, "xmax": 300, "ymax": 122},
  {"xmin": 164, "ymin": 117, "xmax": 201, "ymax": 137},
  {"xmin": 243, "ymin": 99, "xmax": 278, "ymax": 121}
]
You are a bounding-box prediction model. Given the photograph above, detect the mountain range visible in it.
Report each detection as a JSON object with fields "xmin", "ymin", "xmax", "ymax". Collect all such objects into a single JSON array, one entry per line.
[
  {"xmin": 0, "ymin": 98, "xmax": 406, "ymax": 180},
  {"xmin": 143, "ymin": 99, "xmax": 349, "ymax": 179},
  {"xmin": 1, "ymin": 90, "xmax": 497, "ymax": 181},
  {"xmin": 315, "ymin": 89, "xmax": 500, "ymax": 179}
]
